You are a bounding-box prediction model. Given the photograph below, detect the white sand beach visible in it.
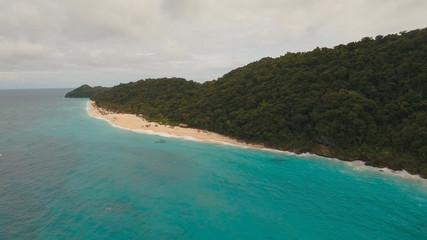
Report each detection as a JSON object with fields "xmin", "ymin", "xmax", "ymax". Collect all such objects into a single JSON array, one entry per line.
[
  {"xmin": 87, "ymin": 100, "xmax": 264, "ymax": 148},
  {"xmin": 86, "ymin": 100, "xmax": 427, "ymax": 183}
]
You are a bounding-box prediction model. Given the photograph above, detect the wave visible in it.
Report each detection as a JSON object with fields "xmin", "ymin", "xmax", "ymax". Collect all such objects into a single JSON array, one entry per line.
[
  {"xmin": 86, "ymin": 101, "xmax": 426, "ymax": 184},
  {"xmin": 297, "ymin": 152, "xmax": 426, "ymax": 184},
  {"xmin": 254, "ymin": 150, "xmax": 427, "ymax": 184},
  {"xmin": 345, "ymin": 160, "xmax": 427, "ymax": 185}
]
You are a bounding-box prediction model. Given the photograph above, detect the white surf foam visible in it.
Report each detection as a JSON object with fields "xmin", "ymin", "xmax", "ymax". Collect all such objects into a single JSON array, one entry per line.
[
  {"xmin": 257, "ymin": 149, "xmax": 426, "ymax": 183},
  {"xmin": 345, "ymin": 160, "xmax": 427, "ymax": 185},
  {"xmin": 277, "ymin": 151, "xmax": 426, "ymax": 184},
  {"xmin": 295, "ymin": 151, "xmax": 426, "ymax": 184}
]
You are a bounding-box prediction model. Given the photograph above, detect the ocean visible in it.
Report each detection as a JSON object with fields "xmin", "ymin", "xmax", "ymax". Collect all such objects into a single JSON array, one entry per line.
[{"xmin": 0, "ymin": 89, "xmax": 426, "ymax": 239}]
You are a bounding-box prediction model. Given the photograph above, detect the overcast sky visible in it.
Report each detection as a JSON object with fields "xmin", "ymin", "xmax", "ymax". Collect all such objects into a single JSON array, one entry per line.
[{"xmin": 0, "ymin": 0, "xmax": 426, "ymax": 89}]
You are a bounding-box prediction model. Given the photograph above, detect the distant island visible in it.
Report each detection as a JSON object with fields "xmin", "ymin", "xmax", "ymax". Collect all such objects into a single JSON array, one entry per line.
[{"xmin": 66, "ymin": 28, "xmax": 427, "ymax": 178}]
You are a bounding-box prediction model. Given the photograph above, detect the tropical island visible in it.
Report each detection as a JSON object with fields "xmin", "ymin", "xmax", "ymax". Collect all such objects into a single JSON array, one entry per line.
[{"xmin": 66, "ymin": 28, "xmax": 427, "ymax": 178}]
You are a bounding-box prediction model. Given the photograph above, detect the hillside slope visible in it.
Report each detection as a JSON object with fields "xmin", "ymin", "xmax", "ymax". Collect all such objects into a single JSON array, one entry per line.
[
  {"xmin": 81, "ymin": 28, "xmax": 426, "ymax": 176},
  {"xmin": 65, "ymin": 85, "xmax": 108, "ymax": 98}
]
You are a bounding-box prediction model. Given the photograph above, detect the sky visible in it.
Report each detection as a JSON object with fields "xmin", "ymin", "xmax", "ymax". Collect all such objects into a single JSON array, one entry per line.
[{"xmin": 0, "ymin": 0, "xmax": 426, "ymax": 89}]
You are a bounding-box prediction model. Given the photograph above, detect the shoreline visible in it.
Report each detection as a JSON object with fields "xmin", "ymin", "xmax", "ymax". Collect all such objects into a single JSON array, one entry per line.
[
  {"xmin": 87, "ymin": 100, "xmax": 265, "ymax": 149},
  {"xmin": 86, "ymin": 100, "xmax": 426, "ymax": 184}
]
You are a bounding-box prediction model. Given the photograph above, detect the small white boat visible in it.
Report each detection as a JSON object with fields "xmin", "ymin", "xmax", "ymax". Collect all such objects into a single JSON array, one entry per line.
[{"xmin": 155, "ymin": 139, "xmax": 166, "ymax": 143}]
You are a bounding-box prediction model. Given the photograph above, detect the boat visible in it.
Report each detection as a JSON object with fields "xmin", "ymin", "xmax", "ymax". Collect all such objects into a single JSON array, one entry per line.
[{"xmin": 155, "ymin": 139, "xmax": 166, "ymax": 143}]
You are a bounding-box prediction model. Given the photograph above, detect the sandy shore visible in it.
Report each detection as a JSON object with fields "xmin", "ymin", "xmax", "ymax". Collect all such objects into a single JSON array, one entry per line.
[
  {"xmin": 86, "ymin": 101, "xmax": 427, "ymax": 182},
  {"xmin": 87, "ymin": 100, "xmax": 264, "ymax": 148}
]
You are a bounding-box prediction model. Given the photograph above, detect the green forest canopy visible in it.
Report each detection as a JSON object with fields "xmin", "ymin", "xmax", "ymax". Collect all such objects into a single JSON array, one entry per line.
[
  {"xmin": 65, "ymin": 85, "xmax": 108, "ymax": 98},
  {"xmin": 68, "ymin": 28, "xmax": 427, "ymax": 177}
]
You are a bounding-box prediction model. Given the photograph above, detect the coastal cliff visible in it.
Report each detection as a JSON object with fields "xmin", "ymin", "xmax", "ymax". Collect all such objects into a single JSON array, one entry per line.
[{"xmin": 66, "ymin": 28, "xmax": 427, "ymax": 177}]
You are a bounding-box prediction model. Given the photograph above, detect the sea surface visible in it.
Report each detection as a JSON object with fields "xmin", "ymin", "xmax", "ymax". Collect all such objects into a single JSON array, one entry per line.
[{"xmin": 0, "ymin": 89, "xmax": 426, "ymax": 240}]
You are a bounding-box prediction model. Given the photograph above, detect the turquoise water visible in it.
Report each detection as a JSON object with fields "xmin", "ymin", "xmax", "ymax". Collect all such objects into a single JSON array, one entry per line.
[{"xmin": 0, "ymin": 89, "xmax": 426, "ymax": 239}]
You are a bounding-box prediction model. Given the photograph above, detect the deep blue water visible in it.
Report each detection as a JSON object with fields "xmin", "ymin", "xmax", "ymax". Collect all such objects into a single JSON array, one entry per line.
[{"xmin": 0, "ymin": 89, "xmax": 426, "ymax": 239}]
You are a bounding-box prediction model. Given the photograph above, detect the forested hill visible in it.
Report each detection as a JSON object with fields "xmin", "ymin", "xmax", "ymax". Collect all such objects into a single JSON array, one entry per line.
[
  {"xmin": 82, "ymin": 28, "xmax": 426, "ymax": 177},
  {"xmin": 65, "ymin": 84, "xmax": 108, "ymax": 98}
]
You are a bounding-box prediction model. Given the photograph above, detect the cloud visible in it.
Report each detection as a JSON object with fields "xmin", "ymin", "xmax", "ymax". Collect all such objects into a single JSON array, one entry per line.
[
  {"xmin": 0, "ymin": 41, "xmax": 48, "ymax": 60},
  {"xmin": 0, "ymin": 0, "xmax": 426, "ymax": 88},
  {"xmin": 160, "ymin": 0, "xmax": 202, "ymax": 20},
  {"xmin": 0, "ymin": 41, "xmax": 50, "ymax": 72}
]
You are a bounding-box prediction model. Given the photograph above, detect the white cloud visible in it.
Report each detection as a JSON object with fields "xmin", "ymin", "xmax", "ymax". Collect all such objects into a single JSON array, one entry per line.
[
  {"xmin": 0, "ymin": 0, "xmax": 426, "ymax": 88},
  {"xmin": 0, "ymin": 41, "xmax": 48, "ymax": 59}
]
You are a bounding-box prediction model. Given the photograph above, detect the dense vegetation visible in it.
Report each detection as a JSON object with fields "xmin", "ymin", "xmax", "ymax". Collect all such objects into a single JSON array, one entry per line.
[
  {"xmin": 65, "ymin": 84, "xmax": 107, "ymax": 98},
  {"xmin": 69, "ymin": 28, "xmax": 426, "ymax": 177}
]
